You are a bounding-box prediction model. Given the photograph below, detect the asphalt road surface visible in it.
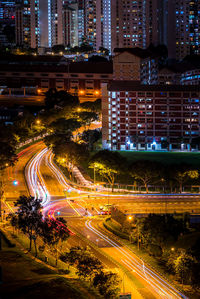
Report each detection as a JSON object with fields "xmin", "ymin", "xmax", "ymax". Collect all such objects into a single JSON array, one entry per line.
[{"xmin": 17, "ymin": 144, "xmax": 188, "ymax": 299}]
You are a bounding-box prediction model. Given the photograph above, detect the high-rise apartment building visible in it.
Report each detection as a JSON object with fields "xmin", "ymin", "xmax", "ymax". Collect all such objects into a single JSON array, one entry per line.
[
  {"xmin": 102, "ymin": 81, "xmax": 200, "ymax": 151},
  {"xmin": 85, "ymin": 0, "xmax": 97, "ymax": 48},
  {"xmin": 174, "ymin": 0, "xmax": 200, "ymax": 60},
  {"xmin": 14, "ymin": 0, "xmax": 200, "ymax": 57},
  {"xmin": 15, "ymin": 0, "xmax": 40, "ymax": 48},
  {"xmin": 77, "ymin": 0, "xmax": 85, "ymax": 45},
  {"xmin": 48, "ymin": 0, "xmax": 63, "ymax": 47},
  {"xmin": 154, "ymin": 0, "xmax": 200, "ymax": 60},
  {"xmin": 63, "ymin": 3, "xmax": 78, "ymax": 47},
  {"xmin": 15, "ymin": 0, "xmax": 80, "ymax": 49},
  {"xmin": 84, "ymin": 0, "xmax": 159, "ymax": 53},
  {"xmin": 0, "ymin": 0, "xmax": 15, "ymax": 20}
]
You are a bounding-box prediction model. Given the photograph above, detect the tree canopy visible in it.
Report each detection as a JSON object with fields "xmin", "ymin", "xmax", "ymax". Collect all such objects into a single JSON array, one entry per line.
[
  {"xmin": 50, "ymin": 118, "xmax": 81, "ymax": 135},
  {"xmin": 0, "ymin": 125, "xmax": 18, "ymax": 170},
  {"xmin": 44, "ymin": 89, "xmax": 79, "ymax": 110},
  {"xmin": 129, "ymin": 160, "xmax": 163, "ymax": 193},
  {"xmin": 89, "ymin": 150, "xmax": 126, "ymax": 190}
]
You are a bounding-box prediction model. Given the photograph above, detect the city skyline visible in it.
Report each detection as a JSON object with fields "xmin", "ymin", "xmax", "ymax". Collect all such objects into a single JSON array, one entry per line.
[{"xmin": 0, "ymin": 0, "xmax": 199, "ymax": 59}]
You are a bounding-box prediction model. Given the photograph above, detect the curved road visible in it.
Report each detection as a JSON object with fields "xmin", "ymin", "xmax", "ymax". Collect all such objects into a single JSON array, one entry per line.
[{"xmin": 21, "ymin": 144, "xmax": 188, "ymax": 299}]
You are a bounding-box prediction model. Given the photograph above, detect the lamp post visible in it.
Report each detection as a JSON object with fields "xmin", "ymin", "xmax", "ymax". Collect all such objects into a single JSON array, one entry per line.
[
  {"xmin": 30, "ymin": 119, "xmax": 41, "ymax": 130},
  {"xmin": 0, "ymin": 182, "xmax": 4, "ymax": 222},
  {"xmin": 94, "ymin": 165, "xmax": 96, "ymax": 185}
]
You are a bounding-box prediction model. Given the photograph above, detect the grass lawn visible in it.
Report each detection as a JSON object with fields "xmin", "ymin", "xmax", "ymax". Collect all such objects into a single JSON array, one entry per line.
[
  {"xmin": 0, "ymin": 231, "xmax": 102, "ymax": 299},
  {"xmin": 119, "ymin": 151, "xmax": 200, "ymax": 166}
]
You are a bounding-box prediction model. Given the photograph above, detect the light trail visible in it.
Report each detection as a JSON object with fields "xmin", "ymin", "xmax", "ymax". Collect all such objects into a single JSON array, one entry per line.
[
  {"xmin": 25, "ymin": 148, "xmax": 50, "ymax": 206},
  {"xmin": 24, "ymin": 145, "xmax": 188, "ymax": 298},
  {"xmin": 85, "ymin": 220, "xmax": 187, "ymax": 299},
  {"xmin": 25, "ymin": 147, "xmax": 75, "ymax": 235}
]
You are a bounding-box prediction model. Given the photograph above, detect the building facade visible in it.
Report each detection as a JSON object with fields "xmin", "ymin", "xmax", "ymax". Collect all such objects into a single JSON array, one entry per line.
[
  {"xmin": 15, "ymin": 0, "xmax": 40, "ymax": 48},
  {"xmin": 0, "ymin": 58, "xmax": 112, "ymax": 101},
  {"xmin": 84, "ymin": 0, "xmax": 158, "ymax": 53},
  {"xmin": 15, "ymin": 0, "xmax": 80, "ymax": 49},
  {"xmin": 102, "ymin": 81, "xmax": 200, "ymax": 151},
  {"xmin": 156, "ymin": 0, "xmax": 200, "ymax": 60},
  {"xmin": 113, "ymin": 48, "xmax": 158, "ymax": 85},
  {"xmin": 0, "ymin": 0, "xmax": 15, "ymax": 20}
]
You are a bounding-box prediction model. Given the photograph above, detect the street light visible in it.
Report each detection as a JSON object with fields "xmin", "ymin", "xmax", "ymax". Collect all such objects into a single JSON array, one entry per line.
[
  {"xmin": 96, "ymin": 238, "xmax": 99, "ymax": 247},
  {"xmin": 79, "ymin": 90, "xmax": 85, "ymax": 95},
  {"xmin": 94, "ymin": 90, "xmax": 100, "ymax": 96},
  {"xmin": 94, "ymin": 165, "xmax": 96, "ymax": 185},
  {"xmin": 30, "ymin": 119, "xmax": 41, "ymax": 130},
  {"xmin": 36, "ymin": 119, "xmax": 41, "ymax": 125}
]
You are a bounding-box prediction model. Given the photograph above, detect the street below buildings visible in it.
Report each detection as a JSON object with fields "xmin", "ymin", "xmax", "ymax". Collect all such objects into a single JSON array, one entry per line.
[{"xmin": 3, "ymin": 141, "xmax": 192, "ymax": 298}]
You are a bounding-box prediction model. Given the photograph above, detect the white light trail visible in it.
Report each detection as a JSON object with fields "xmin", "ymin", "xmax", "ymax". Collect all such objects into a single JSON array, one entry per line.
[{"xmin": 85, "ymin": 220, "xmax": 187, "ymax": 299}]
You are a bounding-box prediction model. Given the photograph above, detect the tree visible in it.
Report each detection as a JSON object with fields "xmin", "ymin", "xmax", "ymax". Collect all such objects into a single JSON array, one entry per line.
[
  {"xmin": 136, "ymin": 214, "xmax": 186, "ymax": 252},
  {"xmin": 60, "ymin": 246, "xmax": 83, "ymax": 268},
  {"xmin": 129, "ymin": 160, "xmax": 163, "ymax": 193},
  {"xmin": 52, "ymin": 44, "xmax": 65, "ymax": 54},
  {"xmin": 98, "ymin": 47, "xmax": 110, "ymax": 56},
  {"xmin": 89, "ymin": 150, "xmax": 126, "ymax": 191},
  {"xmin": 0, "ymin": 125, "xmax": 18, "ymax": 170},
  {"xmin": 44, "ymin": 89, "xmax": 79, "ymax": 110},
  {"xmin": 81, "ymin": 129, "xmax": 101, "ymax": 150},
  {"xmin": 44, "ymin": 88, "xmax": 58, "ymax": 110},
  {"xmin": 80, "ymin": 98, "xmax": 101, "ymax": 114},
  {"xmin": 76, "ymin": 254, "xmax": 103, "ymax": 281},
  {"xmin": 77, "ymin": 111, "xmax": 98, "ymax": 130},
  {"xmin": 41, "ymin": 217, "xmax": 70, "ymax": 266},
  {"xmin": 93, "ymin": 271, "xmax": 121, "ymax": 298},
  {"xmin": 14, "ymin": 196, "xmax": 43, "ymax": 256},
  {"xmin": 191, "ymin": 237, "xmax": 200, "ymax": 261},
  {"xmin": 191, "ymin": 137, "xmax": 200, "ymax": 150},
  {"xmin": 7, "ymin": 213, "xmax": 19, "ymax": 234},
  {"xmin": 171, "ymin": 164, "xmax": 199, "ymax": 193},
  {"xmin": 0, "ymin": 125, "xmax": 18, "ymax": 221},
  {"xmin": 174, "ymin": 252, "xmax": 197, "ymax": 285},
  {"xmin": 79, "ymin": 41, "xmax": 93, "ymax": 52},
  {"xmin": 161, "ymin": 139, "xmax": 169, "ymax": 150},
  {"xmin": 60, "ymin": 246, "xmax": 103, "ymax": 281},
  {"xmin": 88, "ymin": 55, "xmax": 108, "ymax": 62},
  {"xmin": 50, "ymin": 118, "xmax": 81, "ymax": 135},
  {"xmin": 44, "ymin": 133, "xmax": 72, "ymax": 149},
  {"xmin": 55, "ymin": 141, "xmax": 88, "ymax": 180}
]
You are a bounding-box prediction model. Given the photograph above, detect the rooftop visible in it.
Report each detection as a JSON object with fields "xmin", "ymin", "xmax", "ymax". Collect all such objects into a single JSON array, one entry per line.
[
  {"xmin": 113, "ymin": 47, "xmax": 159, "ymax": 59},
  {"xmin": 0, "ymin": 61, "xmax": 113, "ymax": 74},
  {"xmin": 108, "ymin": 81, "xmax": 200, "ymax": 92}
]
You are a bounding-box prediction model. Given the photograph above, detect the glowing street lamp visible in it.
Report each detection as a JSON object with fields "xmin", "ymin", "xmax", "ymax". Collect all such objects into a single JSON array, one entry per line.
[
  {"xmin": 79, "ymin": 90, "xmax": 85, "ymax": 95},
  {"xmin": 94, "ymin": 90, "xmax": 100, "ymax": 96}
]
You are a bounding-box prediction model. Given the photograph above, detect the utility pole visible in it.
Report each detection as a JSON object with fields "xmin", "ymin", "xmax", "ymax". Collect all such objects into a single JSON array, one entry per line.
[
  {"xmin": 137, "ymin": 226, "xmax": 140, "ymax": 251},
  {"xmin": 94, "ymin": 165, "xmax": 96, "ymax": 185}
]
